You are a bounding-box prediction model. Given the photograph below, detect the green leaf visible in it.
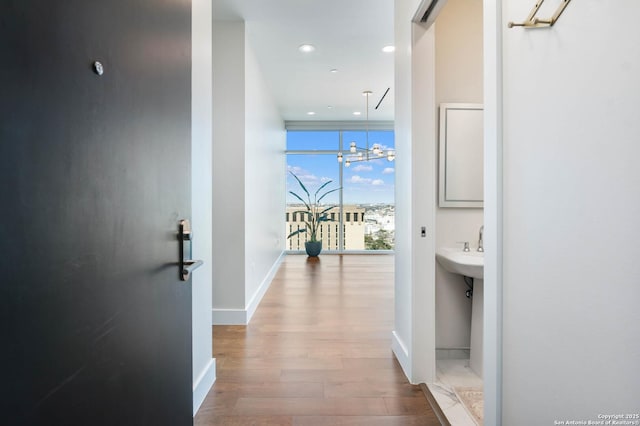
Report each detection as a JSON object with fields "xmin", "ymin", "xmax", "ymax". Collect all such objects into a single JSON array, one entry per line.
[
  {"xmin": 317, "ymin": 187, "xmax": 341, "ymax": 204},
  {"xmin": 289, "ymin": 171, "xmax": 310, "ymax": 199},
  {"xmin": 288, "ymin": 191, "xmax": 310, "ymax": 211},
  {"xmin": 319, "ymin": 206, "xmax": 335, "ymax": 216},
  {"xmin": 314, "ymin": 180, "xmax": 333, "ymax": 198},
  {"xmin": 287, "ymin": 228, "xmax": 307, "ymax": 239}
]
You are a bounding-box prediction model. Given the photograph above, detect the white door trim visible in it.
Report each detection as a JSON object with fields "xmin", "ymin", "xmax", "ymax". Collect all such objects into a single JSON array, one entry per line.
[{"xmin": 482, "ymin": 0, "xmax": 504, "ymax": 424}]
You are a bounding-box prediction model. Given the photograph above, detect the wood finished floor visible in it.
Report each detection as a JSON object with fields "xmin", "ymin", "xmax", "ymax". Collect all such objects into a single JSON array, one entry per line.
[{"xmin": 195, "ymin": 254, "xmax": 440, "ymax": 426}]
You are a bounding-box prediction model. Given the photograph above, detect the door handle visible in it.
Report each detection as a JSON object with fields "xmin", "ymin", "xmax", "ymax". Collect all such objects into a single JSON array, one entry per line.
[{"xmin": 179, "ymin": 219, "xmax": 203, "ymax": 281}]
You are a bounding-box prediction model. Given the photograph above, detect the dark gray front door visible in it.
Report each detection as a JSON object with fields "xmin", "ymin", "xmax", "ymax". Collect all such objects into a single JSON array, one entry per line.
[{"xmin": 1, "ymin": 1, "xmax": 193, "ymax": 424}]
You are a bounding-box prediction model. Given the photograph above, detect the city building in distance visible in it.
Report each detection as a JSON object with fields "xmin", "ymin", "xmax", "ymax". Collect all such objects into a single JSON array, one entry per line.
[{"xmin": 286, "ymin": 204, "xmax": 394, "ymax": 251}]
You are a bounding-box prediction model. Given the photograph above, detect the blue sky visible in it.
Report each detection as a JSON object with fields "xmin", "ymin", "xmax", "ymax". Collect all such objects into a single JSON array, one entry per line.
[{"xmin": 286, "ymin": 131, "xmax": 395, "ymax": 204}]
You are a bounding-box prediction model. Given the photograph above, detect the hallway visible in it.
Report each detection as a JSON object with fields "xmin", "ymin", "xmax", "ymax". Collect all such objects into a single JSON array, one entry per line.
[{"xmin": 195, "ymin": 254, "xmax": 439, "ymax": 425}]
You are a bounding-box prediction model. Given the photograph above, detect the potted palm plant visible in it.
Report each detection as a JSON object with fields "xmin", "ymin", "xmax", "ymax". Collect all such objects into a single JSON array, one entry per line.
[{"xmin": 287, "ymin": 171, "xmax": 340, "ymax": 256}]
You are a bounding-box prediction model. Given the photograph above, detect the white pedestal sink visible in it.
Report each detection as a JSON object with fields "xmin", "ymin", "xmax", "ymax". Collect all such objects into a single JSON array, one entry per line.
[
  {"xmin": 435, "ymin": 247, "xmax": 484, "ymax": 378},
  {"xmin": 435, "ymin": 247, "xmax": 483, "ymax": 280}
]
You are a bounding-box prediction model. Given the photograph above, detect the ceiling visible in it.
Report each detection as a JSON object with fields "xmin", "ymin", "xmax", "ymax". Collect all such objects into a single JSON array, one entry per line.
[{"xmin": 212, "ymin": 0, "xmax": 395, "ymax": 122}]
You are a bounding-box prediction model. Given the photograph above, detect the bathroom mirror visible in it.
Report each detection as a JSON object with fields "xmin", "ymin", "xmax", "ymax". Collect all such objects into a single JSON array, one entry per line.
[{"xmin": 438, "ymin": 103, "xmax": 484, "ymax": 208}]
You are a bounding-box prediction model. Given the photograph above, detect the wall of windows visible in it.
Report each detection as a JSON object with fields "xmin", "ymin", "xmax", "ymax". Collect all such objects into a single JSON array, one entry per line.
[{"xmin": 286, "ymin": 129, "xmax": 395, "ymax": 252}]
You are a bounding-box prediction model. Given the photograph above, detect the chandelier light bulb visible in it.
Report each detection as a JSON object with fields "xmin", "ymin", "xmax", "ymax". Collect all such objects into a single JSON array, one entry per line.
[
  {"xmin": 337, "ymin": 152, "xmax": 343, "ymax": 162},
  {"xmin": 350, "ymin": 141, "xmax": 357, "ymax": 153},
  {"xmin": 345, "ymin": 159, "xmax": 351, "ymax": 167}
]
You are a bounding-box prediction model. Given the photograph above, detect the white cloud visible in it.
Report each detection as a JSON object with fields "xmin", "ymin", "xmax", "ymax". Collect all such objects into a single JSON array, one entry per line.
[
  {"xmin": 287, "ymin": 165, "xmax": 319, "ymax": 185},
  {"xmin": 352, "ymin": 164, "xmax": 373, "ymax": 172},
  {"xmin": 349, "ymin": 175, "xmax": 385, "ymax": 186},
  {"xmin": 382, "ymin": 167, "xmax": 395, "ymax": 175},
  {"xmin": 287, "ymin": 165, "xmax": 303, "ymax": 174},
  {"xmin": 349, "ymin": 175, "xmax": 372, "ymax": 184},
  {"xmin": 299, "ymin": 174, "xmax": 318, "ymax": 185}
]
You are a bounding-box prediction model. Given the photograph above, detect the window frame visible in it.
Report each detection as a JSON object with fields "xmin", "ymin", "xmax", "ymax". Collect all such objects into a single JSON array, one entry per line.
[{"xmin": 285, "ymin": 123, "xmax": 395, "ymax": 254}]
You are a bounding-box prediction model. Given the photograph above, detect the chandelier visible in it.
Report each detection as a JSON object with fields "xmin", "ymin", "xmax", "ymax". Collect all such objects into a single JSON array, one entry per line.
[{"xmin": 337, "ymin": 90, "xmax": 395, "ymax": 167}]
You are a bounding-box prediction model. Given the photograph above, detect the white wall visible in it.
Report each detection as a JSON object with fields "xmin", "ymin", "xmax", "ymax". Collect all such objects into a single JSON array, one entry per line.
[
  {"xmin": 243, "ymin": 37, "xmax": 286, "ymax": 321},
  {"xmin": 394, "ymin": 0, "xmax": 437, "ymax": 384},
  {"xmin": 191, "ymin": 0, "xmax": 215, "ymax": 414},
  {"xmin": 212, "ymin": 22, "xmax": 246, "ymax": 318},
  {"xmin": 434, "ymin": 0, "xmax": 484, "ymax": 352},
  {"xmin": 435, "ymin": 0, "xmax": 483, "ymax": 104},
  {"xmin": 500, "ymin": 0, "xmax": 640, "ymax": 422},
  {"xmin": 212, "ymin": 21, "xmax": 286, "ymax": 325}
]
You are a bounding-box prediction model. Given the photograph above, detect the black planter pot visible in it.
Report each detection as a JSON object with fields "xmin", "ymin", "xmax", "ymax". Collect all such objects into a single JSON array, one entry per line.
[{"xmin": 305, "ymin": 241, "xmax": 322, "ymax": 257}]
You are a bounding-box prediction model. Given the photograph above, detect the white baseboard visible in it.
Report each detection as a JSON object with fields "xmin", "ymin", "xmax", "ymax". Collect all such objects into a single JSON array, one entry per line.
[
  {"xmin": 192, "ymin": 358, "xmax": 216, "ymax": 416},
  {"xmin": 245, "ymin": 252, "xmax": 285, "ymax": 323},
  {"xmin": 212, "ymin": 252, "xmax": 285, "ymax": 325},
  {"xmin": 392, "ymin": 330, "xmax": 411, "ymax": 381},
  {"xmin": 211, "ymin": 308, "xmax": 248, "ymax": 325}
]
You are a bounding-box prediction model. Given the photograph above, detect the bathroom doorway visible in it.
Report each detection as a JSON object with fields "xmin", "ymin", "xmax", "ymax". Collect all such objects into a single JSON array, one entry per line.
[{"xmin": 430, "ymin": 0, "xmax": 486, "ymax": 424}]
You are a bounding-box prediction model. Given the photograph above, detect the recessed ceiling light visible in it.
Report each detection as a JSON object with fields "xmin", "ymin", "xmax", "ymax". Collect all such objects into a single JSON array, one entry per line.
[
  {"xmin": 353, "ymin": 111, "xmax": 362, "ymax": 116},
  {"xmin": 382, "ymin": 45, "xmax": 395, "ymax": 53},
  {"xmin": 330, "ymin": 68, "xmax": 338, "ymax": 73},
  {"xmin": 327, "ymin": 106, "xmax": 334, "ymax": 109},
  {"xmin": 307, "ymin": 111, "xmax": 316, "ymax": 116},
  {"xmin": 298, "ymin": 44, "xmax": 316, "ymax": 53}
]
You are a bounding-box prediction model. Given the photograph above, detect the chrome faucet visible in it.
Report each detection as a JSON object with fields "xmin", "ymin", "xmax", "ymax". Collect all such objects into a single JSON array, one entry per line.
[{"xmin": 477, "ymin": 225, "xmax": 484, "ymax": 252}]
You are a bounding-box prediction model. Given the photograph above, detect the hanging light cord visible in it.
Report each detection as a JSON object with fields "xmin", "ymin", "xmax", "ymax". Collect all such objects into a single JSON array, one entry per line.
[{"xmin": 365, "ymin": 92, "xmax": 370, "ymax": 157}]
